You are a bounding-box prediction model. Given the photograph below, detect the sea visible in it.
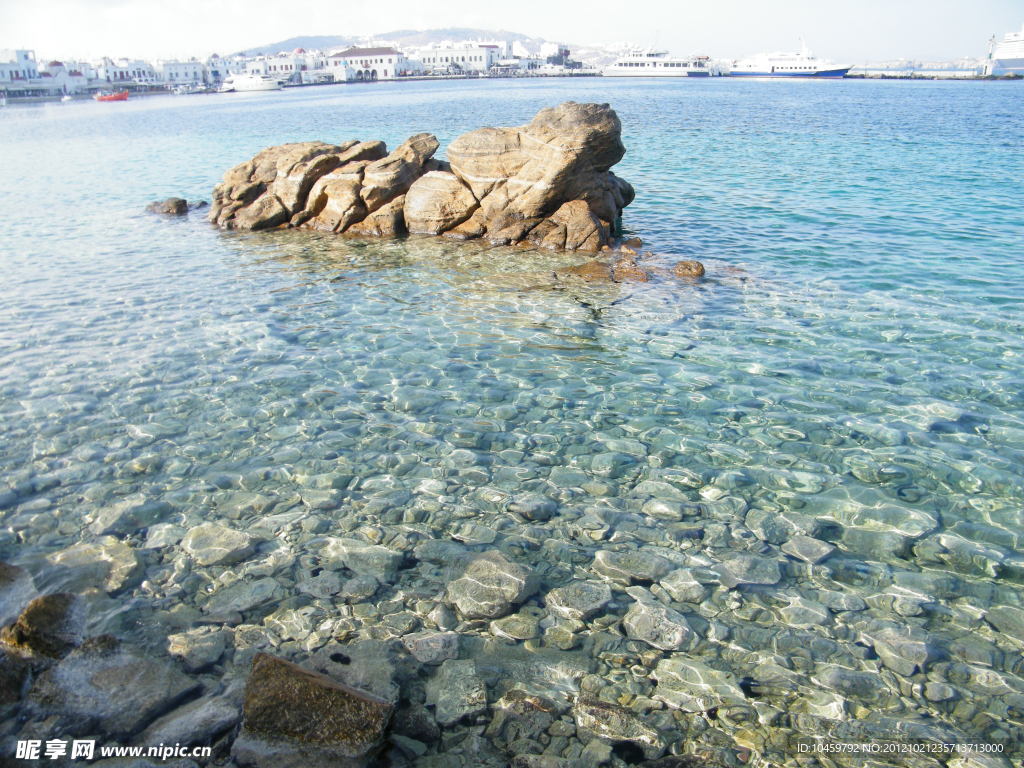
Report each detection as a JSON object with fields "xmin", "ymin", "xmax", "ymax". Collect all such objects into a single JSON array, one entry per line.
[{"xmin": 1, "ymin": 77, "xmax": 1023, "ymax": 765}]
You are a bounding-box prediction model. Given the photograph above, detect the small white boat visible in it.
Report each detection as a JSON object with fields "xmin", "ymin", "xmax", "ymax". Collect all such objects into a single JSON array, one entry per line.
[
  {"xmin": 731, "ymin": 40, "xmax": 852, "ymax": 78},
  {"xmin": 604, "ymin": 49, "xmax": 724, "ymax": 77},
  {"xmin": 218, "ymin": 74, "xmax": 284, "ymax": 93},
  {"xmin": 61, "ymin": 94, "xmax": 73, "ymax": 102}
]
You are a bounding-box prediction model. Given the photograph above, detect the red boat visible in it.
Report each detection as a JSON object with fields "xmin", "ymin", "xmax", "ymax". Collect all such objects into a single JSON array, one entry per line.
[{"xmin": 93, "ymin": 90, "xmax": 129, "ymax": 102}]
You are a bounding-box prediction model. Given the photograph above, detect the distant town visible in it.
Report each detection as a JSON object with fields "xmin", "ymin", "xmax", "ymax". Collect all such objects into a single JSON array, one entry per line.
[{"xmin": 1, "ymin": 27, "xmax": 1020, "ymax": 102}]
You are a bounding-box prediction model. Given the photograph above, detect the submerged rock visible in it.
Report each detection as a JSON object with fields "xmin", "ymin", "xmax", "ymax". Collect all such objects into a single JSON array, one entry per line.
[
  {"xmin": 622, "ymin": 595, "xmax": 696, "ymax": 651},
  {"xmin": 446, "ymin": 550, "xmax": 537, "ymax": 619},
  {"xmin": 28, "ymin": 636, "xmax": 201, "ymax": 739},
  {"xmin": 1, "ymin": 592, "xmax": 84, "ymax": 658},
  {"xmin": 402, "ymin": 631, "xmax": 459, "ymax": 665},
  {"xmin": 146, "ymin": 197, "xmax": 188, "ymax": 215},
  {"xmin": 573, "ymin": 698, "xmax": 665, "ymax": 758},
  {"xmin": 181, "ymin": 522, "xmax": 255, "ymax": 566},
  {"xmin": 210, "ymin": 102, "xmax": 634, "ymax": 252},
  {"xmin": 233, "ymin": 652, "xmax": 393, "ymax": 768},
  {"xmin": 672, "ymin": 260, "xmax": 706, "ymax": 278},
  {"xmin": 425, "ymin": 658, "xmax": 487, "ymax": 726},
  {"xmin": 545, "ymin": 581, "xmax": 612, "ymax": 621}
]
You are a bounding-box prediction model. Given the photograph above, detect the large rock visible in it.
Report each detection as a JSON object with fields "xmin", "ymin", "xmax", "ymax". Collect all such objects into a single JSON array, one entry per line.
[
  {"xmin": 209, "ymin": 102, "xmax": 633, "ymax": 252},
  {"xmin": 28, "ymin": 636, "xmax": 201, "ymax": 739},
  {"xmin": 448, "ymin": 102, "xmax": 632, "ymax": 226},
  {"xmin": 446, "ymin": 550, "xmax": 537, "ymax": 619},
  {"xmin": 232, "ymin": 652, "xmax": 393, "ymax": 768}
]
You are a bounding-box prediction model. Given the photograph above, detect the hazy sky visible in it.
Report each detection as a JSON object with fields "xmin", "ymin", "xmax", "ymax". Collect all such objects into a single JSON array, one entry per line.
[{"xmin": 3, "ymin": 0, "xmax": 1021, "ymax": 62}]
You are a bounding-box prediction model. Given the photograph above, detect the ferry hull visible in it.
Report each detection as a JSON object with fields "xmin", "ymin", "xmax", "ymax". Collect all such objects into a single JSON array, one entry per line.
[
  {"xmin": 989, "ymin": 57, "xmax": 1024, "ymax": 75},
  {"xmin": 729, "ymin": 67, "xmax": 852, "ymax": 78}
]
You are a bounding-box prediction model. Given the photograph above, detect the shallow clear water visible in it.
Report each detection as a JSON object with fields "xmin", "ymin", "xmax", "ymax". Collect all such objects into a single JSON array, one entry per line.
[{"xmin": 1, "ymin": 78, "xmax": 1023, "ymax": 764}]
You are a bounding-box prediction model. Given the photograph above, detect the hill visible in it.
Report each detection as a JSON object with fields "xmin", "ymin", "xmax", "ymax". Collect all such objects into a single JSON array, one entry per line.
[{"xmin": 233, "ymin": 28, "xmax": 544, "ymax": 57}]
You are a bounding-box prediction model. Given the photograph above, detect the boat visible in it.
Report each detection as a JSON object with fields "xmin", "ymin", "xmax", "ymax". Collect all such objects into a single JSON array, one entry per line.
[
  {"xmin": 93, "ymin": 90, "xmax": 129, "ymax": 102},
  {"xmin": 218, "ymin": 74, "xmax": 283, "ymax": 93},
  {"xmin": 731, "ymin": 40, "xmax": 852, "ymax": 77},
  {"xmin": 604, "ymin": 49, "xmax": 724, "ymax": 76},
  {"xmin": 60, "ymin": 94, "xmax": 73, "ymax": 102},
  {"xmin": 985, "ymin": 24, "xmax": 1024, "ymax": 76}
]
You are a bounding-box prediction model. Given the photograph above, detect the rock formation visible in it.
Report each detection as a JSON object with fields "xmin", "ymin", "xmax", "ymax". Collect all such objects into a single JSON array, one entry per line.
[{"xmin": 209, "ymin": 102, "xmax": 634, "ymax": 252}]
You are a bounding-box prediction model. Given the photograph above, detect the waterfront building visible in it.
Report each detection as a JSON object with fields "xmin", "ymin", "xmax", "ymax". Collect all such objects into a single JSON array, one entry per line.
[
  {"xmin": 412, "ymin": 42, "xmax": 502, "ymax": 74},
  {"xmin": 330, "ymin": 46, "xmax": 410, "ymax": 80},
  {"xmin": 0, "ymin": 49, "xmax": 39, "ymax": 83},
  {"xmin": 95, "ymin": 57, "xmax": 157, "ymax": 84},
  {"xmin": 157, "ymin": 59, "xmax": 206, "ymax": 85}
]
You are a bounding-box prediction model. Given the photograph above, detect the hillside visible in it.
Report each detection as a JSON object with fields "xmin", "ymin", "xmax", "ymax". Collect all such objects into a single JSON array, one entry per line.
[{"xmin": 233, "ymin": 28, "xmax": 545, "ymax": 57}]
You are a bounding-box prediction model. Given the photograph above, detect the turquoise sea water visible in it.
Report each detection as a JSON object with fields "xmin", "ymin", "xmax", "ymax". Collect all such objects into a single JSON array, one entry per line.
[{"xmin": 1, "ymin": 78, "xmax": 1023, "ymax": 765}]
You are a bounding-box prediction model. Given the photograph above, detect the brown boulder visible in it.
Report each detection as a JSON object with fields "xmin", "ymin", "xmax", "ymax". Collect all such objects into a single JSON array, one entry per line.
[
  {"xmin": 208, "ymin": 102, "xmax": 635, "ymax": 252},
  {"xmin": 673, "ymin": 259, "xmax": 706, "ymax": 278},
  {"xmin": 404, "ymin": 171, "xmax": 478, "ymax": 235},
  {"xmin": 1, "ymin": 593, "xmax": 84, "ymax": 658},
  {"xmin": 233, "ymin": 652, "xmax": 393, "ymax": 768},
  {"xmin": 448, "ymin": 102, "xmax": 627, "ymax": 224},
  {"xmin": 359, "ymin": 133, "xmax": 438, "ymax": 212},
  {"xmin": 346, "ymin": 195, "xmax": 406, "ymax": 237},
  {"xmin": 612, "ymin": 257, "xmax": 652, "ymax": 282},
  {"xmin": 146, "ymin": 197, "xmax": 188, "ymax": 216}
]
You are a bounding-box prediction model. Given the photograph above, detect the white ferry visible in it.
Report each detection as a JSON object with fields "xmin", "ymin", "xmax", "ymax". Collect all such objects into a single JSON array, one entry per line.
[
  {"xmin": 985, "ymin": 24, "xmax": 1024, "ymax": 75},
  {"xmin": 604, "ymin": 49, "xmax": 724, "ymax": 77},
  {"xmin": 218, "ymin": 74, "xmax": 284, "ymax": 93},
  {"xmin": 731, "ymin": 41, "xmax": 852, "ymax": 78}
]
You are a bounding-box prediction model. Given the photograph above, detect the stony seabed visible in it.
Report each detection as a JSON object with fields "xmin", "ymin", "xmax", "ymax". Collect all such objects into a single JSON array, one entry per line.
[{"xmin": 2, "ymin": 94, "xmax": 1023, "ymax": 768}]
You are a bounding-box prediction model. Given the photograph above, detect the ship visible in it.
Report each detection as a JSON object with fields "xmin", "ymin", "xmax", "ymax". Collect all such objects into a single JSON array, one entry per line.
[
  {"xmin": 218, "ymin": 74, "xmax": 283, "ymax": 93},
  {"xmin": 985, "ymin": 24, "xmax": 1024, "ymax": 76},
  {"xmin": 93, "ymin": 90, "xmax": 129, "ymax": 102},
  {"xmin": 731, "ymin": 40, "xmax": 852, "ymax": 78},
  {"xmin": 604, "ymin": 49, "xmax": 724, "ymax": 77}
]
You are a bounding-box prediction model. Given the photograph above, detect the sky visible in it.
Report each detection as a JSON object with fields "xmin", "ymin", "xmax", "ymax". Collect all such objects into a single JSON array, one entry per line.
[{"xmin": 2, "ymin": 0, "xmax": 1021, "ymax": 63}]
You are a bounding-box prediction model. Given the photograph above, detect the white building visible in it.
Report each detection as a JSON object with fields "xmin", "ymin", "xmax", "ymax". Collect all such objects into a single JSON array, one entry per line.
[
  {"xmin": 412, "ymin": 43, "xmax": 501, "ymax": 74},
  {"xmin": 95, "ymin": 57, "xmax": 157, "ymax": 84},
  {"xmin": 158, "ymin": 59, "xmax": 206, "ymax": 85},
  {"xmin": 331, "ymin": 46, "xmax": 411, "ymax": 80},
  {"xmin": 0, "ymin": 49, "xmax": 39, "ymax": 84}
]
